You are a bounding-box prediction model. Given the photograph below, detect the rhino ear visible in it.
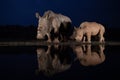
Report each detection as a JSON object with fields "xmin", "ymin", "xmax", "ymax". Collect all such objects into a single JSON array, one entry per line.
[
  {"xmin": 45, "ymin": 15, "xmax": 49, "ymax": 19},
  {"xmin": 74, "ymin": 26, "xmax": 77, "ymax": 30},
  {"xmin": 35, "ymin": 12, "xmax": 41, "ymax": 19}
]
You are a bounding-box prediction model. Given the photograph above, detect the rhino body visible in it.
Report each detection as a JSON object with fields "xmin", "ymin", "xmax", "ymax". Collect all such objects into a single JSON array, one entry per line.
[
  {"xmin": 72, "ymin": 21, "xmax": 105, "ymax": 42},
  {"xmin": 36, "ymin": 10, "xmax": 72, "ymax": 42}
]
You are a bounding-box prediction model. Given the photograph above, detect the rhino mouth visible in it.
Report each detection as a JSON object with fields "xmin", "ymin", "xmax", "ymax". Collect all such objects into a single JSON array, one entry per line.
[
  {"xmin": 37, "ymin": 33, "xmax": 45, "ymax": 39},
  {"xmin": 37, "ymin": 33, "xmax": 49, "ymax": 40},
  {"xmin": 75, "ymin": 37, "xmax": 82, "ymax": 42}
]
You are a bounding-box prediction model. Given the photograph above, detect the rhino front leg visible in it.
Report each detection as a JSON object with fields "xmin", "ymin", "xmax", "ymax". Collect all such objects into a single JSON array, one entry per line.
[
  {"xmin": 86, "ymin": 33, "xmax": 91, "ymax": 43},
  {"xmin": 52, "ymin": 19, "xmax": 60, "ymax": 33},
  {"xmin": 83, "ymin": 36, "xmax": 86, "ymax": 42},
  {"xmin": 46, "ymin": 33, "xmax": 51, "ymax": 42}
]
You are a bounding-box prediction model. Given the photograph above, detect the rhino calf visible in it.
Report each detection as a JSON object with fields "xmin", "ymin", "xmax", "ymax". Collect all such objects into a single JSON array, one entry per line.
[{"xmin": 72, "ymin": 21, "xmax": 105, "ymax": 42}]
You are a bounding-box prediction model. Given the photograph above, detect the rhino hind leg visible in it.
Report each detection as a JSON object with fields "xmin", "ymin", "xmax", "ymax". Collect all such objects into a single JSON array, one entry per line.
[{"xmin": 99, "ymin": 30, "xmax": 105, "ymax": 42}]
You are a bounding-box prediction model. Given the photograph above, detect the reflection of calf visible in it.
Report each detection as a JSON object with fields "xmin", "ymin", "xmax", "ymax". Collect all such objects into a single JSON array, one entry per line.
[
  {"xmin": 36, "ymin": 45, "xmax": 72, "ymax": 76},
  {"xmin": 73, "ymin": 45, "xmax": 105, "ymax": 66}
]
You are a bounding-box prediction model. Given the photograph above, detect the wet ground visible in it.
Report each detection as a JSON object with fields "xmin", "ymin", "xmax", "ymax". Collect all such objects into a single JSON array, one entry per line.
[{"xmin": 0, "ymin": 41, "xmax": 120, "ymax": 80}]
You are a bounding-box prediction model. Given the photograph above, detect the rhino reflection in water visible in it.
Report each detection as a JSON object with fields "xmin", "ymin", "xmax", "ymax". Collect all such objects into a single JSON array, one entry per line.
[
  {"xmin": 73, "ymin": 45, "xmax": 105, "ymax": 66},
  {"xmin": 36, "ymin": 45, "xmax": 73, "ymax": 76},
  {"xmin": 36, "ymin": 10, "xmax": 72, "ymax": 42}
]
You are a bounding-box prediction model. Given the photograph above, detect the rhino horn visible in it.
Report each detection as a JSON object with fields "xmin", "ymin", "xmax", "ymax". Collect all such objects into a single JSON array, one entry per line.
[{"xmin": 74, "ymin": 26, "xmax": 77, "ymax": 30}]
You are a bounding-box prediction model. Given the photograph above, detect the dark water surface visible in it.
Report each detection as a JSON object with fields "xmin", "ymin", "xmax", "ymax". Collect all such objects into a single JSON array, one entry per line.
[{"xmin": 0, "ymin": 43, "xmax": 120, "ymax": 80}]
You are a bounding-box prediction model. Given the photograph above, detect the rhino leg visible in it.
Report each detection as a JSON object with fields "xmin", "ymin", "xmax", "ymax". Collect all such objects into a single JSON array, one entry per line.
[
  {"xmin": 46, "ymin": 33, "xmax": 51, "ymax": 42},
  {"xmin": 83, "ymin": 36, "xmax": 86, "ymax": 42},
  {"xmin": 99, "ymin": 32, "xmax": 105, "ymax": 42},
  {"xmin": 86, "ymin": 33, "xmax": 91, "ymax": 43},
  {"xmin": 100, "ymin": 37, "xmax": 104, "ymax": 42}
]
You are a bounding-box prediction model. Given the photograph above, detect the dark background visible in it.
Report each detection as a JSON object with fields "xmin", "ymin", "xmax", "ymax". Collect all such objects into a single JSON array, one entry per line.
[
  {"xmin": 0, "ymin": 0, "xmax": 120, "ymax": 41},
  {"xmin": 0, "ymin": 0, "xmax": 120, "ymax": 27}
]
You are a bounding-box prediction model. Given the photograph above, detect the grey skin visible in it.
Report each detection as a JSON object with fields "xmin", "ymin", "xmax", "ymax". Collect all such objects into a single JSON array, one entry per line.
[{"xmin": 36, "ymin": 10, "xmax": 72, "ymax": 43}]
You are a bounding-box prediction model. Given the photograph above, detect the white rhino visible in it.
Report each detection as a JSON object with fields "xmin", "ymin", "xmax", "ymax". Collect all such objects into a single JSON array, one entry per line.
[
  {"xmin": 72, "ymin": 21, "xmax": 105, "ymax": 42},
  {"xmin": 36, "ymin": 10, "xmax": 72, "ymax": 42}
]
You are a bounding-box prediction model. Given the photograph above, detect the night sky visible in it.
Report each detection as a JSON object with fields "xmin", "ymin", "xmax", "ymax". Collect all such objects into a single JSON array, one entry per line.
[{"xmin": 0, "ymin": 0, "xmax": 120, "ymax": 28}]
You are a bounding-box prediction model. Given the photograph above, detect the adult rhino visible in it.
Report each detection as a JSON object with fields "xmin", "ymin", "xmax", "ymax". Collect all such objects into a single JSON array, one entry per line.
[{"xmin": 36, "ymin": 10, "xmax": 72, "ymax": 42}]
